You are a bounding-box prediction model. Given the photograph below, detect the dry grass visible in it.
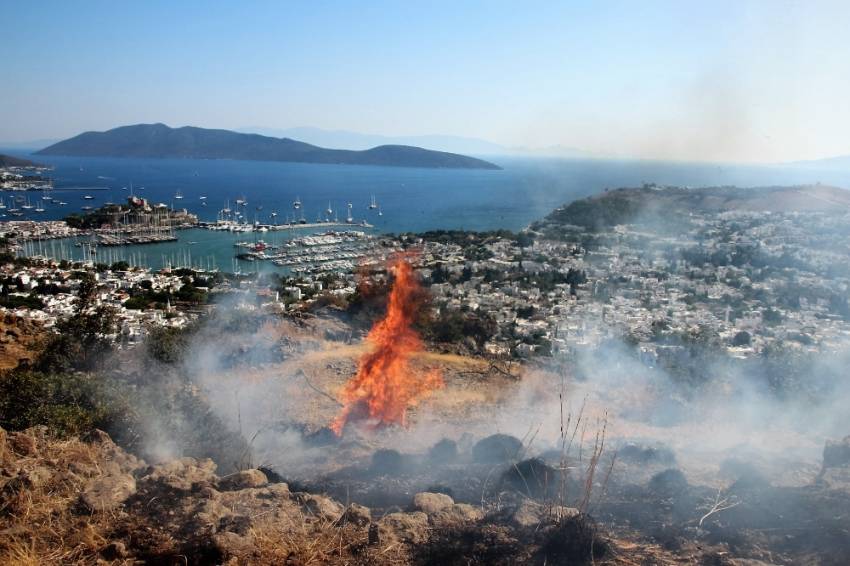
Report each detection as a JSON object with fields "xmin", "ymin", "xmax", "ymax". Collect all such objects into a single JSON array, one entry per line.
[
  {"xmin": 249, "ymin": 517, "xmax": 407, "ymax": 566},
  {"xmin": 0, "ymin": 432, "xmax": 117, "ymax": 565}
]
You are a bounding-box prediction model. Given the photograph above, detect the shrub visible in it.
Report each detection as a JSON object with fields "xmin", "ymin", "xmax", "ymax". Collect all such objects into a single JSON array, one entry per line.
[{"xmin": 0, "ymin": 370, "xmax": 116, "ymax": 437}]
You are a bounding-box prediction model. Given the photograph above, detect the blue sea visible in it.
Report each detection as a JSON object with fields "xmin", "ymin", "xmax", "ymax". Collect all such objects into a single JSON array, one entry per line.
[{"xmin": 2, "ymin": 150, "xmax": 850, "ymax": 272}]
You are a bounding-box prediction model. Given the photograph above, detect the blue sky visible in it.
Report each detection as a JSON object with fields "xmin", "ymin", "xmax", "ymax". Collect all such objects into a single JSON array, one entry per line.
[{"xmin": 2, "ymin": 0, "xmax": 849, "ymax": 162}]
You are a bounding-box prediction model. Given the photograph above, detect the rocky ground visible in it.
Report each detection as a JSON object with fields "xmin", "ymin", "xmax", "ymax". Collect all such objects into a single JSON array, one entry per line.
[
  {"xmin": 4, "ymin": 425, "xmax": 848, "ymax": 564},
  {"xmin": 0, "ymin": 425, "xmax": 697, "ymax": 565}
]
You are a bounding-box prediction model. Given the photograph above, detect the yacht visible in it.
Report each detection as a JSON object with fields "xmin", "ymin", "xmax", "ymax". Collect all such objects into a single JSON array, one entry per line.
[
  {"xmin": 83, "ymin": 195, "xmax": 94, "ymax": 200},
  {"xmin": 293, "ymin": 196, "xmax": 302, "ymax": 210},
  {"xmin": 369, "ymin": 194, "xmax": 378, "ymax": 209},
  {"xmin": 174, "ymin": 190, "xmax": 184, "ymax": 200}
]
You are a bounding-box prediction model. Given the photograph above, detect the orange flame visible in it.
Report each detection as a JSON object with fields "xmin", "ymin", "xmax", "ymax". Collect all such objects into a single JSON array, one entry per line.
[{"xmin": 331, "ymin": 254, "xmax": 443, "ymax": 435}]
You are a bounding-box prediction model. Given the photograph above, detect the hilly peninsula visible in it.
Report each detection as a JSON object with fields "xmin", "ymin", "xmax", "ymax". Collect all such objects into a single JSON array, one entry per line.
[
  {"xmin": 0, "ymin": 154, "xmax": 44, "ymax": 168},
  {"xmin": 36, "ymin": 123, "xmax": 502, "ymax": 170},
  {"xmin": 532, "ymin": 183, "xmax": 850, "ymax": 234}
]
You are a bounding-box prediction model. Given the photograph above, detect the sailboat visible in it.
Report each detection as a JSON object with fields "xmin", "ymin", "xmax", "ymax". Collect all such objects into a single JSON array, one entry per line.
[
  {"xmin": 369, "ymin": 194, "xmax": 378, "ymax": 209},
  {"xmin": 293, "ymin": 196, "xmax": 302, "ymax": 209},
  {"xmin": 174, "ymin": 190, "xmax": 184, "ymax": 200},
  {"xmin": 346, "ymin": 203, "xmax": 354, "ymax": 224},
  {"xmin": 326, "ymin": 201, "xmax": 333, "ymax": 216},
  {"xmin": 35, "ymin": 199, "xmax": 45, "ymax": 213}
]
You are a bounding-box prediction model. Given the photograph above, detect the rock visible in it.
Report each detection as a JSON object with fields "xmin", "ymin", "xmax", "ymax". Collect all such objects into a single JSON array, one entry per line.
[
  {"xmin": 9, "ymin": 432, "xmax": 37, "ymax": 456},
  {"xmin": 378, "ymin": 511, "xmax": 430, "ymax": 544},
  {"xmin": 140, "ymin": 457, "xmax": 217, "ymax": 492},
  {"xmin": 823, "ymin": 436, "xmax": 850, "ymax": 469},
  {"xmin": 298, "ymin": 493, "xmax": 344, "ymax": 520},
  {"xmin": 218, "ymin": 469, "xmax": 268, "ymax": 491},
  {"xmin": 412, "ymin": 492, "xmax": 454, "ymax": 515},
  {"xmin": 428, "ymin": 438, "xmax": 458, "ymax": 464},
  {"xmin": 89, "ymin": 429, "xmax": 143, "ymax": 472},
  {"xmin": 371, "ymin": 448, "xmax": 406, "ymax": 475},
  {"xmin": 101, "ymin": 541, "xmax": 128, "ymax": 560},
  {"xmin": 501, "ymin": 457, "xmax": 558, "ymax": 497},
  {"xmin": 472, "ymin": 434, "xmax": 523, "ymax": 464},
  {"xmin": 219, "ymin": 514, "xmax": 253, "ymax": 535},
  {"xmin": 648, "ymin": 468, "xmax": 689, "ymax": 497},
  {"xmin": 21, "ymin": 465, "xmax": 53, "ymax": 488},
  {"xmin": 507, "ymin": 499, "xmax": 577, "ymax": 528},
  {"xmin": 81, "ymin": 472, "xmax": 136, "ymax": 512},
  {"xmin": 618, "ymin": 442, "xmax": 676, "ymax": 465},
  {"xmin": 212, "ymin": 531, "xmax": 254, "ymax": 559},
  {"xmin": 336, "ymin": 503, "xmax": 372, "ymax": 527},
  {"xmin": 255, "ymin": 483, "xmax": 291, "ymax": 500},
  {"xmin": 431, "ymin": 503, "xmax": 484, "ymax": 526}
]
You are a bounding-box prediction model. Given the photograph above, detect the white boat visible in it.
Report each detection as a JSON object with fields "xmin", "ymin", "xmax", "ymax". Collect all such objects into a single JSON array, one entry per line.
[
  {"xmin": 83, "ymin": 195, "xmax": 94, "ymax": 200},
  {"xmin": 293, "ymin": 196, "xmax": 302, "ymax": 209},
  {"xmin": 326, "ymin": 202, "xmax": 333, "ymax": 216},
  {"xmin": 174, "ymin": 190, "xmax": 184, "ymax": 200},
  {"xmin": 369, "ymin": 194, "xmax": 378, "ymax": 209}
]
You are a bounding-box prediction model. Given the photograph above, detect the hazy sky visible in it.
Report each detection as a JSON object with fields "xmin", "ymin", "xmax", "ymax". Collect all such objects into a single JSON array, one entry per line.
[{"xmin": 2, "ymin": 0, "xmax": 849, "ymax": 163}]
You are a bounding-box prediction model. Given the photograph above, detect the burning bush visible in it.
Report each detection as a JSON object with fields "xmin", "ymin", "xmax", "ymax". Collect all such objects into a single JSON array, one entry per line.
[{"xmin": 331, "ymin": 254, "xmax": 443, "ymax": 434}]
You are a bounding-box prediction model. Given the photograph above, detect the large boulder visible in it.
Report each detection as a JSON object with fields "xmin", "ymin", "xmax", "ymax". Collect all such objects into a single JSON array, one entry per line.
[
  {"xmin": 427, "ymin": 438, "xmax": 459, "ymax": 464},
  {"xmin": 501, "ymin": 457, "xmax": 559, "ymax": 498},
  {"xmin": 472, "ymin": 434, "xmax": 523, "ymax": 464},
  {"xmin": 648, "ymin": 468, "xmax": 689, "ymax": 497}
]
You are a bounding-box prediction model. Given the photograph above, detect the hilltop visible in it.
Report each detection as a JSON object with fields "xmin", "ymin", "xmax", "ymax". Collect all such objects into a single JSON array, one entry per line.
[
  {"xmin": 36, "ymin": 123, "xmax": 502, "ymax": 170},
  {"xmin": 0, "ymin": 154, "xmax": 43, "ymax": 168},
  {"xmin": 533, "ymin": 183, "xmax": 850, "ymax": 232}
]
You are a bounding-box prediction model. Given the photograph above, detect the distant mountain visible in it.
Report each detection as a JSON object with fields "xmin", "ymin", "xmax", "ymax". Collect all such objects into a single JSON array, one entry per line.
[
  {"xmin": 0, "ymin": 139, "xmax": 60, "ymax": 151},
  {"xmin": 535, "ymin": 184, "xmax": 850, "ymax": 232},
  {"xmin": 36, "ymin": 124, "xmax": 502, "ymax": 170},
  {"xmin": 0, "ymin": 154, "xmax": 43, "ymax": 168},
  {"xmin": 788, "ymin": 154, "xmax": 850, "ymax": 170},
  {"xmin": 239, "ymin": 126, "xmax": 509, "ymax": 156}
]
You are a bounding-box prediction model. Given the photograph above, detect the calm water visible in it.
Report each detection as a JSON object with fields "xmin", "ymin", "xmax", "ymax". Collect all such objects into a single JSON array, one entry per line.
[{"xmin": 3, "ymin": 150, "xmax": 850, "ymax": 272}]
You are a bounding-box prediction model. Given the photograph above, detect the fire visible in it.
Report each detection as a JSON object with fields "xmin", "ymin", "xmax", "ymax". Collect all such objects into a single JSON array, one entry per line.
[{"xmin": 331, "ymin": 254, "xmax": 443, "ymax": 435}]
